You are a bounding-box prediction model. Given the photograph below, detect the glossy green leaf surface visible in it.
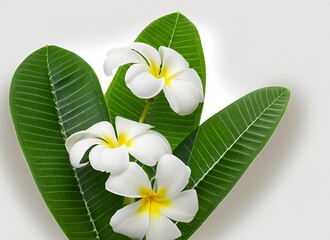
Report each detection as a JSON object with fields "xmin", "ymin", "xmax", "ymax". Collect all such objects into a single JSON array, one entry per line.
[
  {"xmin": 10, "ymin": 46, "xmax": 128, "ymax": 240},
  {"xmin": 105, "ymin": 12, "xmax": 206, "ymax": 149},
  {"xmin": 174, "ymin": 87, "xmax": 290, "ymax": 239}
]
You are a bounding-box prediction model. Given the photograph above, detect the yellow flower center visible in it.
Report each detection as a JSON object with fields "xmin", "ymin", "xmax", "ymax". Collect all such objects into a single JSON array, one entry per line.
[
  {"xmin": 149, "ymin": 61, "xmax": 173, "ymax": 87},
  {"xmin": 102, "ymin": 133, "xmax": 132, "ymax": 148},
  {"xmin": 138, "ymin": 187, "xmax": 171, "ymax": 217}
]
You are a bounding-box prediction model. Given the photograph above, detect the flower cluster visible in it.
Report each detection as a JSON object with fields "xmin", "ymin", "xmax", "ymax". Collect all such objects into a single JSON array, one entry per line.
[{"xmin": 65, "ymin": 43, "xmax": 204, "ymax": 240}]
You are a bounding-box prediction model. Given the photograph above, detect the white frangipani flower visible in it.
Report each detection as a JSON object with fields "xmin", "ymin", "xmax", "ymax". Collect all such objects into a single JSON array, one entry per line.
[
  {"xmin": 106, "ymin": 154, "xmax": 198, "ymax": 240},
  {"xmin": 65, "ymin": 116, "xmax": 171, "ymax": 175},
  {"xmin": 104, "ymin": 42, "xmax": 204, "ymax": 116}
]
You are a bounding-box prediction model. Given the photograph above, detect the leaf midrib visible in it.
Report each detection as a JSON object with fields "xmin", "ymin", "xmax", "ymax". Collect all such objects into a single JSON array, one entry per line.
[
  {"xmin": 168, "ymin": 12, "xmax": 180, "ymax": 48},
  {"xmin": 45, "ymin": 46, "xmax": 99, "ymax": 239},
  {"xmin": 192, "ymin": 89, "xmax": 289, "ymax": 189}
]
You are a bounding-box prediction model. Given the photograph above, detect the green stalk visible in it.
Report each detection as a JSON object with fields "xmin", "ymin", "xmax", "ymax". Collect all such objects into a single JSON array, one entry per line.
[{"xmin": 139, "ymin": 98, "xmax": 154, "ymax": 123}]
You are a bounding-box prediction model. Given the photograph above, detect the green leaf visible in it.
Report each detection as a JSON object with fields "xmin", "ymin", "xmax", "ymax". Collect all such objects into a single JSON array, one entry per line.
[
  {"xmin": 105, "ymin": 12, "xmax": 206, "ymax": 149},
  {"xmin": 174, "ymin": 87, "xmax": 290, "ymax": 239},
  {"xmin": 10, "ymin": 46, "xmax": 128, "ymax": 240}
]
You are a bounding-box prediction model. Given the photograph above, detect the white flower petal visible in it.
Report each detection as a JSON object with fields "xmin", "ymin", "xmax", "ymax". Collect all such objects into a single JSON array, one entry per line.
[
  {"xmin": 100, "ymin": 145, "xmax": 129, "ymax": 174},
  {"xmin": 104, "ymin": 47, "xmax": 144, "ymax": 75},
  {"xmin": 110, "ymin": 200, "xmax": 149, "ymax": 240},
  {"xmin": 86, "ymin": 121, "xmax": 117, "ymax": 142},
  {"xmin": 69, "ymin": 138, "xmax": 101, "ymax": 168},
  {"xmin": 115, "ymin": 116, "xmax": 153, "ymax": 141},
  {"xmin": 65, "ymin": 131, "xmax": 90, "ymax": 152},
  {"xmin": 131, "ymin": 42, "xmax": 161, "ymax": 67},
  {"xmin": 89, "ymin": 145, "xmax": 107, "ymax": 172},
  {"xmin": 146, "ymin": 214, "xmax": 181, "ymax": 240},
  {"xmin": 163, "ymin": 76, "xmax": 203, "ymax": 116},
  {"xmin": 125, "ymin": 63, "xmax": 150, "ymax": 85},
  {"xmin": 156, "ymin": 154, "xmax": 191, "ymax": 197},
  {"xmin": 161, "ymin": 190, "xmax": 198, "ymax": 223},
  {"xmin": 128, "ymin": 130, "xmax": 172, "ymax": 166},
  {"xmin": 66, "ymin": 121, "xmax": 118, "ymax": 152},
  {"xmin": 172, "ymin": 69, "xmax": 204, "ymax": 99},
  {"xmin": 126, "ymin": 71, "xmax": 164, "ymax": 99},
  {"xmin": 106, "ymin": 162, "xmax": 151, "ymax": 198},
  {"xmin": 159, "ymin": 46, "xmax": 189, "ymax": 76}
]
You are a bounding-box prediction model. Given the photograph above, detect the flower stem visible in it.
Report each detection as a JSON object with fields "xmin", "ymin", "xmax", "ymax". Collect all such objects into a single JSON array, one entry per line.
[
  {"xmin": 124, "ymin": 197, "xmax": 136, "ymax": 206},
  {"xmin": 139, "ymin": 98, "xmax": 153, "ymax": 123}
]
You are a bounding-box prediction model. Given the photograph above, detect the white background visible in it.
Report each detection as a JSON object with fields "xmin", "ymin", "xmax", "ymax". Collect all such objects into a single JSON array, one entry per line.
[{"xmin": 1, "ymin": 0, "xmax": 329, "ymax": 239}]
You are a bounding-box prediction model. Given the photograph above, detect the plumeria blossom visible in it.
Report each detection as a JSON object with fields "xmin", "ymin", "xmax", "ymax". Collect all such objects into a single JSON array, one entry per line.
[
  {"xmin": 65, "ymin": 116, "xmax": 171, "ymax": 175},
  {"xmin": 104, "ymin": 42, "xmax": 204, "ymax": 116},
  {"xmin": 106, "ymin": 154, "xmax": 198, "ymax": 240}
]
